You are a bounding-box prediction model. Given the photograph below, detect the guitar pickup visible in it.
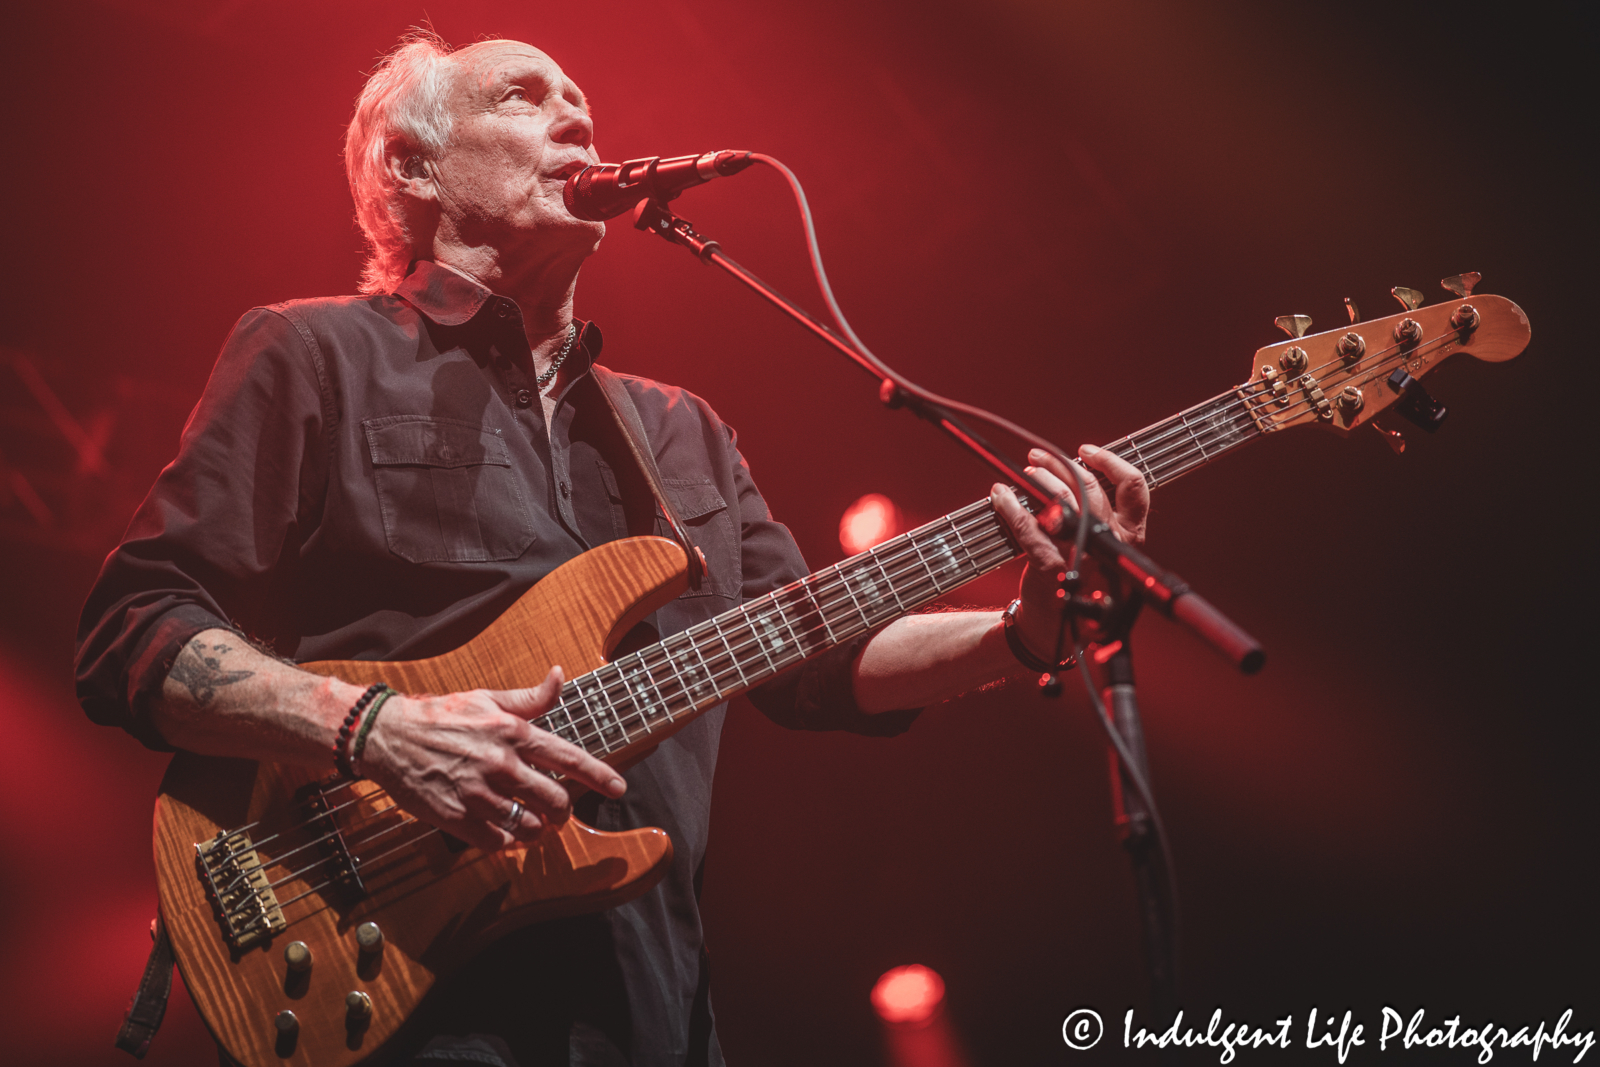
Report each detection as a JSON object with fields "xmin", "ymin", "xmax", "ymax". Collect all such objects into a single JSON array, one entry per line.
[
  {"xmin": 301, "ymin": 780, "xmax": 369, "ymax": 904},
  {"xmin": 1386, "ymin": 369, "xmax": 1447, "ymax": 432}
]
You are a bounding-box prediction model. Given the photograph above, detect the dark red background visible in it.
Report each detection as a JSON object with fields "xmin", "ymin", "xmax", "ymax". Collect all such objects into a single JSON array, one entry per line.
[{"xmin": 1, "ymin": 1, "xmax": 1592, "ymax": 1064}]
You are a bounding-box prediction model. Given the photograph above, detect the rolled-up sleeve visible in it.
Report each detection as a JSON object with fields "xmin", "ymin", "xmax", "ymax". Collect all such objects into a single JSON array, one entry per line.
[
  {"xmin": 74, "ymin": 308, "xmax": 329, "ymax": 749},
  {"xmin": 720, "ymin": 422, "xmax": 921, "ymax": 737}
]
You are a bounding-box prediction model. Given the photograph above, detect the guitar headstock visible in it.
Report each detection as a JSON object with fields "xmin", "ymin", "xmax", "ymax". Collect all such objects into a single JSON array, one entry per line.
[{"xmin": 1240, "ymin": 274, "xmax": 1530, "ymax": 439}]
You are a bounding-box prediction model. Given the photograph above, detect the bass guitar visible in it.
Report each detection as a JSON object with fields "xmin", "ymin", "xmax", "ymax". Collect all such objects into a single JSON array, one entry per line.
[{"xmin": 153, "ymin": 277, "xmax": 1529, "ymax": 1065}]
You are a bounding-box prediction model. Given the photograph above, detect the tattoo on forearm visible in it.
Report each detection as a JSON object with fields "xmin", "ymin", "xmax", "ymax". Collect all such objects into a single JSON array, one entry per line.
[{"xmin": 169, "ymin": 641, "xmax": 255, "ymax": 708}]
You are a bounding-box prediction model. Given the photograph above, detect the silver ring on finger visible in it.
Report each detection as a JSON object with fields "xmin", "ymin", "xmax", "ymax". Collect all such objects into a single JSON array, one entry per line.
[{"xmin": 503, "ymin": 799, "xmax": 525, "ymax": 832}]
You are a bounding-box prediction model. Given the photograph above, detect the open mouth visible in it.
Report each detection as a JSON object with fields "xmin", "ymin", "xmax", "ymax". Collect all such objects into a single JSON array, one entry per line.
[{"xmin": 549, "ymin": 160, "xmax": 591, "ymax": 183}]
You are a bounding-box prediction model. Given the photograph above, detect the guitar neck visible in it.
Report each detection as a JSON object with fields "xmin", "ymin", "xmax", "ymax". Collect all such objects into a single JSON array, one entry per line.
[
  {"xmin": 536, "ymin": 381, "xmax": 1267, "ymax": 759},
  {"xmin": 535, "ymin": 496, "xmax": 1022, "ymax": 757},
  {"xmin": 1100, "ymin": 384, "xmax": 1266, "ymax": 489}
]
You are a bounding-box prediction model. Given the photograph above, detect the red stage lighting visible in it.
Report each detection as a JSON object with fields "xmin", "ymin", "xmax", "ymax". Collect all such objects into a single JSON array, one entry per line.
[
  {"xmin": 871, "ymin": 964, "xmax": 945, "ymax": 1027},
  {"xmin": 840, "ymin": 493, "xmax": 899, "ymax": 555}
]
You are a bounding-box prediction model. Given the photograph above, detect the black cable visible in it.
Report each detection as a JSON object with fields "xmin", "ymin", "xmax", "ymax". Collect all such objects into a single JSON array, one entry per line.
[
  {"xmin": 752, "ymin": 150, "xmax": 1180, "ymax": 962},
  {"xmin": 1071, "ymin": 622, "xmax": 1182, "ymax": 972}
]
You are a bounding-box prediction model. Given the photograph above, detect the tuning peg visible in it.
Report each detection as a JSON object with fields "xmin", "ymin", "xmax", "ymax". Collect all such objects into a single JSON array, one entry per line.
[
  {"xmin": 1344, "ymin": 298, "xmax": 1360, "ymax": 323},
  {"xmin": 1391, "ymin": 287, "xmax": 1424, "ymax": 311},
  {"xmin": 1441, "ymin": 272, "xmax": 1481, "ymax": 298},
  {"xmin": 1274, "ymin": 314, "xmax": 1312, "ymax": 338},
  {"xmin": 1372, "ymin": 421, "xmax": 1406, "ymax": 454}
]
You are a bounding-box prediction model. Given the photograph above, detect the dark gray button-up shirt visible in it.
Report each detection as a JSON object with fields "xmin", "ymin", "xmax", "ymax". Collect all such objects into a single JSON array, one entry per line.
[{"xmin": 75, "ymin": 261, "xmax": 916, "ymax": 1066}]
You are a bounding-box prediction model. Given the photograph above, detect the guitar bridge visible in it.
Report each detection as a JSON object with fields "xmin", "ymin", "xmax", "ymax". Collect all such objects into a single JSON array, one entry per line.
[{"xmin": 195, "ymin": 829, "xmax": 286, "ymax": 951}]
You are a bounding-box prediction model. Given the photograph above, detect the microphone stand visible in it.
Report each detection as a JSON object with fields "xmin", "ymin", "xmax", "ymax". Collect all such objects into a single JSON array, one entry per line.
[
  {"xmin": 1080, "ymin": 590, "xmax": 1179, "ymax": 1021},
  {"xmin": 633, "ymin": 197, "xmax": 1257, "ymax": 1016}
]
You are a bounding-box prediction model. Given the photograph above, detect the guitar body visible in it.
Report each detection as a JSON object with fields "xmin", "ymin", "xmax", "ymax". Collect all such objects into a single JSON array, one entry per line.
[{"xmin": 153, "ymin": 536, "xmax": 690, "ymax": 1067}]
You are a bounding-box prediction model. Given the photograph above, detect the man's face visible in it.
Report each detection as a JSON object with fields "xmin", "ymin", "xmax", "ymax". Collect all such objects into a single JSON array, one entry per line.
[{"xmin": 429, "ymin": 40, "xmax": 605, "ymax": 257}]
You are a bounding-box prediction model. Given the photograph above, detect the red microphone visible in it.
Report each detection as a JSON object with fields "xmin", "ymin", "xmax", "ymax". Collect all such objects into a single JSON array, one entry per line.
[{"xmin": 563, "ymin": 151, "xmax": 756, "ymax": 221}]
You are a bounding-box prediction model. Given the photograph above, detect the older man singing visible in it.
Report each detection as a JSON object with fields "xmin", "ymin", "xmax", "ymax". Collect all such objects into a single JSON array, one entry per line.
[{"xmin": 76, "ymin": 32, "xmax": 1148, "ymax": 1067}]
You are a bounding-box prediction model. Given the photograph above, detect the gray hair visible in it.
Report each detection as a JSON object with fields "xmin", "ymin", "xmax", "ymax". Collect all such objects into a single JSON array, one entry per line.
[{"xmin": 344, "ymin": 31, "xmax": 459, "ymax": 294}]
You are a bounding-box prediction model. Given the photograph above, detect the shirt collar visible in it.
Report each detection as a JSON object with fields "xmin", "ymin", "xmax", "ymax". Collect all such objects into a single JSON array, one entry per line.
[
  {"xmin": 394, "ymin": 260, "xmax": 494, "ymax": 325},
  {"xmin": 393, "ymin": 259, "xmax": 605, "ymax": 365}
]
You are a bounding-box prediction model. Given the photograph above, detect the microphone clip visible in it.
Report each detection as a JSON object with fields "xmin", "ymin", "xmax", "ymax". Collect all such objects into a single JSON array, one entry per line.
[{"xmin": 633, "ymin": 200, "xmax": 721, "ymax": 262}]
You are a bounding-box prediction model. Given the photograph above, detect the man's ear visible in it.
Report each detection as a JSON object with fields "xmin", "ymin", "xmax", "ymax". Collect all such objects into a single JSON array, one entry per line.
[{"xmin": 386, "ymin": 145, "xmax": 438, "ymax": 203}]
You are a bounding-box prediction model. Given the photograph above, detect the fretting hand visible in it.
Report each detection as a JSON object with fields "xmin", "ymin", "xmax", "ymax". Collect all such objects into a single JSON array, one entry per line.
[{"xmin": 990, "ymin": 445, "xmax": 1151, "ymax": 663}]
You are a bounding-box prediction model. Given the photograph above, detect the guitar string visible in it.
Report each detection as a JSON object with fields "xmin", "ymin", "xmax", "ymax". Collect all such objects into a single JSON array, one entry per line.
[
  {"xmin": 230, "ymin": 808, "xmax": 448, "ymax": 933},
  {"xmin": 244, "ymin": 796, "xmax": 420, "ymax": 898},
  {"xmin": 247, "ymin": 373, "xmax": 1256, "ymax": 838},
  {"xmin": 236, "ymin": 534, "xmax": 1022, "ymax": 932},
  {"xmin": 1117, "ymin": 399, "xmax": 1259, "ymax": 487},
  {"xmin": 220, "ymin": 511, "xmax": 1023, "ymax": 913},
  {"xmin": 208, "ymin": 789, "xmax": 396, "ymax": 897},
  {"xmin": 1087, "ymin": 359, "xmax": 1314, "ymax": 481},
  {"xmin": 1289, "ymin": 317, "xmax": 1463, "ymax": 397},
  {"xmin": 223, "ymin": 322, "xmax": 1461, "ymax": 927},
  {"xmin": 556, "ymin": 505, "xmax": 1025, "ymax": 714},
  {"xmin": 236, "ymin": 527, "xmax": 1024, "ymax": 919},
  {"xmin": 1187, "ymin": 328, "xmax": 1460, "ymax": 476},
  {"xmin": 250, "ymin": 818, "xmax": 457, "ymax": 928},
  {"xmin": 1100, "ymin": 394, "xmax": 1259, "ymax": 485},
  {"xmin": 233, "ymin": 499, "xmax": 1086, "ymax": 933},
  {"xmin": 232, "ymin": 534, "xmax": 1021, "ymax": 932},
  {"xmin": 1104, "ymin": 322, "xmax": 1466, "ymax": 484},
  {"xmin": 259, "ymin": 337, "xmax": 1414, "ymax": 915},
  {"xmin": 325, "ymin": 316, "xmax": 1441, "ymax": 783},
  {"xmin": 230, "ymin": 310, "xmax": 1461, "ymax": 930},
  {"xmin": 311, "ymin": 321, "xmax": 1465, "ymax": 789},
  {"xmin": 299, "ymin": 345, "xmax": 1400, "ymax": 820},
  {"xmin": 220, "ymin": 324, "xmax": 1470, "ymax": 923},
  {"xmin": 489, "ymin": 501, "xmax": 1013, "ymax": 756},
  {"xmin": 218, "ymin": 517, "xmax": 1013, "ymax": 909},
  {"xmin": 1116, "ymin": 322, "xmax": 1438, "ymax": 486},
  {"xmin": 284, "ymin": 321, "xmax": 1454, "ymax": 806},
  {"xmin": 220, "ymin": 334, "xmax": 1417, "ymax": 916},
  {"xmin": 297, "ymin": 499, "xmax": 1018, "ymax": 810},
  {"xmin": 1229, "ymin": 327, "xmax": 1463, "ymax": 435},
  {"xmin": 231, "ymin": 326, "xmax": 1433, "ymax": 922},
  {"xmin": 533, "ymin": 530, "xmax": 1023, "ymax": 756}
]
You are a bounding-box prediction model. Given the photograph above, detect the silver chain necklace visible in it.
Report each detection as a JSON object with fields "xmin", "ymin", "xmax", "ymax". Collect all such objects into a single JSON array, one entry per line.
[{"xmin": 535, "ymin": 322, "xmax": 578, "ymax": 390}]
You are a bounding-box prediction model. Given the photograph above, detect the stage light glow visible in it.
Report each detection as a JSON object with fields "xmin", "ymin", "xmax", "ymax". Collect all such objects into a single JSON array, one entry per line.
[
  {"xmin": 871, "ymin": 964, "xmax": 945, "ymax": 1026},
  {"xmin": 840, "ymin": 493, "xmax": 899, "ymax": 554}
]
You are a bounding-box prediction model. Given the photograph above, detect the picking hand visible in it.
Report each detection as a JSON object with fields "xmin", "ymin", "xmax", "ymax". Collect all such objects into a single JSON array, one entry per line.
[{"xmin": 361, "ymin": 666, "xmax": 628, "ymax": 851}]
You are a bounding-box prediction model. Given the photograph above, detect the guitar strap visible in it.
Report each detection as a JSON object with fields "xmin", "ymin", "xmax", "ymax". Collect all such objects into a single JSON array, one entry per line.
[
  {"xmin": 590, "ymin": 364, "xmax": 707, "ymax": 591},
  {"xmin": 114, "ymin": 914, "xmax": 174, "ymax": 1059}
]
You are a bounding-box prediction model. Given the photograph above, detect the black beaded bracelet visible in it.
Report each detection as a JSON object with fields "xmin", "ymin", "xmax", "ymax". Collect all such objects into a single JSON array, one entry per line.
[
  {"xmin": 1002, "ymin": 598, "xmax": 1078, "ymax": 673},
  {"xmin": 335, "ymin": 683, "xmax": 387, "ymax": 778}
]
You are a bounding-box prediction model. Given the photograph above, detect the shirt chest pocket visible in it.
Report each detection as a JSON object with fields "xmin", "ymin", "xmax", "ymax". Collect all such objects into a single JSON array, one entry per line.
[
  {"xmin": 363, "ymin": 415, "xmax": 535, "ymax": 564},
  {"xmin": 661, "ymin": 478, "xmax": 740, "ymax": 600},
  {"xmin": 596, "ymin": 465, "xmax": 740, "ymax": 599}
]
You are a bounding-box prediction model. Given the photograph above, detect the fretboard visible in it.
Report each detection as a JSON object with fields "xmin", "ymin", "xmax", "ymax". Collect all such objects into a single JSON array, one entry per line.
[
  {"xmin": 535, "ymin": 496, "xmax": 1022, "ymax": 758},
  {"xmin": 1100, "ymin": 386, "xmax": 1265, "ymax": 489},
  {"xmin": 536, "ymin": 379, "xmax": 1268, "ymax": 759}
]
